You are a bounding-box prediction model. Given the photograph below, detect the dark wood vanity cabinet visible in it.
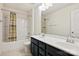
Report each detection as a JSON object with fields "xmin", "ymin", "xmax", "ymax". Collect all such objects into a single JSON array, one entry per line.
[
  {"xmin": 31, "ymin": 37, "xmax": 73, "ymax": 56},
  {"xmin": 31, "ymin": 38, "xmax": 39, "ymax": 56}
]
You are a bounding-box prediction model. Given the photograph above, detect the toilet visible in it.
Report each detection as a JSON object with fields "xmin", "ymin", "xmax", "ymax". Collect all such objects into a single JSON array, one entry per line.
[{"xmin": 24, "ymin": 41, "xmax": 31, "ymax": 55}]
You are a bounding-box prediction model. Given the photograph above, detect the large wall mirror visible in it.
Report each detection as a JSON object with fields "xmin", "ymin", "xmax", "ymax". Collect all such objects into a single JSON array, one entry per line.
[{"xmin": 41, "ymin": 3, "xmax": 79, "ymax": 39}]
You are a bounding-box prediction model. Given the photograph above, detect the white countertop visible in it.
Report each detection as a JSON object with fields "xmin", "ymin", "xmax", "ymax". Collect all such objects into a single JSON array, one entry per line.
[{"xmin": 31, "ymin": 34, "xmax": 79, "ymax": 56}]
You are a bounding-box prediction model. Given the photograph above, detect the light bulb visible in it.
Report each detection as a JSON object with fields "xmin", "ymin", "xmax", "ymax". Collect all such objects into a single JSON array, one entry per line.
[{"xmin": 39, "ymin": 3, "xmax": 53, "ymax": 11}]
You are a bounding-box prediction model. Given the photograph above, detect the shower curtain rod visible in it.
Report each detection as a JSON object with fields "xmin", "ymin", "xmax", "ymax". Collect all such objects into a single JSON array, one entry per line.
[{"xmin": 0, "ymin": 8, "xmax": 27, "ymax": 15}]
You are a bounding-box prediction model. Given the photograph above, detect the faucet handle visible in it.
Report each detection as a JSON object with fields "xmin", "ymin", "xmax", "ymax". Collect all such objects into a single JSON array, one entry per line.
[
  {"xmin": 71, "ymin": 32, "xmax": 76, "ymax": 38},
  {"xmin": 72, "ymin": 32, "xmax": 74, "ymax": 33}
]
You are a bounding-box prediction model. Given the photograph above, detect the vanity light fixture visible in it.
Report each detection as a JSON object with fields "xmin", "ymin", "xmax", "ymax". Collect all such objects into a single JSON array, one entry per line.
[{"xmin": 39, "ymin": 3, "xmax": 53, "ymax": 11}]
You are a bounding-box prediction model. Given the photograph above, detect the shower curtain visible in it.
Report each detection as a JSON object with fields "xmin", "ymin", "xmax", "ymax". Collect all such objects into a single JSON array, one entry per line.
[{"xmin": 8, "ymin": 12, "xmax": 16, "ymax": 41}]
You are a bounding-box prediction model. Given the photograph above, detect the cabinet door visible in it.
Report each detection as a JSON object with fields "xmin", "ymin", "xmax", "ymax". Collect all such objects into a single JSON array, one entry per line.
[
  {"xmin": 39, "ymin": 53, "xmax": 43, "ymax": 56},
  {"xmin": 56, "ymin": 51, "xmax": 73, "ymax": 56},
  {"xmin": 31, "ymin": 37, "xmax": 39, "ymax": 45},
  {"xmin": 31, "ymin": 43, "xmax": 38, "ymax": 56},
  {"xmin": 46, "ymin": 52, "xmax": 53, "ymax": 56},
  {"xmin": 39, "ymin": 41, "xmax": 46, "ymax": 50},
  {"xmin": 46, "ymin": 44, "xmax": 73, "ymax": 56},
  {"xmin": 46, "ymin": 44, "xmax": 59, "ymax": 56},
  {"xmin": 39, "ymin": 48, "xmax": 46, "ymax": 56}
]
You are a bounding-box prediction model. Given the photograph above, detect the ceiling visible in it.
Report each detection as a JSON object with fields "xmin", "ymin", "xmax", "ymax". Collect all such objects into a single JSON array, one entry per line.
[
  {"xmin": 3, "ymin": 3, "xmax": 74, "ymax": 15},
  {"xmin": 42, "ymin": 3, "xmax": 73, "ymax": 15},
  {"xmin": 3, "ymin": 3, "xmax": 40, "ymax": 11}
]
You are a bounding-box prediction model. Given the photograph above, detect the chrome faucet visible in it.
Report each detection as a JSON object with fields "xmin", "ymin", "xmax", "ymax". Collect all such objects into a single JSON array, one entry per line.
[
  {"xmin": 41, "ymin": 33, "xmax": 45, "ymax": 37},
  {"xmin": 66, "ymin": 36, "xmax": 74, "ymax": 43},
  {"xmin": 66, "ymin": 31, "xmax": 75, "ymax": 43}
]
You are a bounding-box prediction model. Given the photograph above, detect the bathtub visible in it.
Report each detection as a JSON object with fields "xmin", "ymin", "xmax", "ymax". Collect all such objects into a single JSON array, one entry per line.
[{"xmin": 0, "ymin": 39, "xmax": 30, "ymax": 53}]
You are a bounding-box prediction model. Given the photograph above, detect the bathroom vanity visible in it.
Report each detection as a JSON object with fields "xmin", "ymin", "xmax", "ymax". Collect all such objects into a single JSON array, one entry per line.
[
  {"xmin": 31, "ymin": 37, "xmax": 73, "ymax": 56},
  {"xmin": 31, "ymin": 35, "xmax": 79, "ymax": 56}
]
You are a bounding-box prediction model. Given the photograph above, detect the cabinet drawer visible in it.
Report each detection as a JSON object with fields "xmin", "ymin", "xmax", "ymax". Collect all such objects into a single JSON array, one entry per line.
[
  {"xmin": 39, "ymin": 48, "xmax": 45, "ymax": 56},
  {"xmin": 39, "ymin": 41, "xmax": 46, "ymax": 50},
  {"xmin": 46, "ymin": 44, "xmax": 60, "ymax": 53},
  {"xmin": 31, "ymin": 37, "xmax": 39, "ymax": 45}
]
